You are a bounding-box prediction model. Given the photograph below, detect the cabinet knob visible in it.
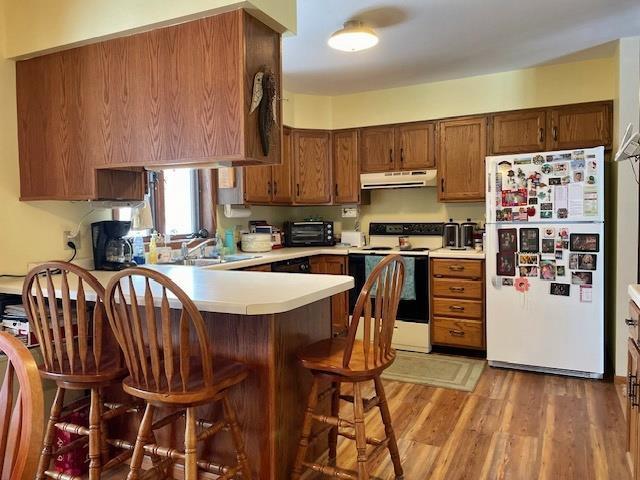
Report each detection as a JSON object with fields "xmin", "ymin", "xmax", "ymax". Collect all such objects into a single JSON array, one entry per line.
[
  {"xmin": 449, "ymin": 305, "xmax": 465, "ymax": 311},
  {"xmin": 335, "ymin": 184, "xmax": 339, "ymax": 197},
  {"xmin": 552, "ymin": 126, "xmax": 558, "ymax": 141},
  {"xmin": 400, "ymin": 148, "xmax": 404, "ymax": 163},
  {"xmin": 273, "ymin": 181, "xmax": 278, "ymax": 196},
  {"xmin": 538, "ymin": 128, "xmax": 544, "ymax": 143},
  {"xmin": 297, "ymin": 184, "xmax": 300, "ymax": 197},
  {"xmin": 449, "ymin": 286, "xmax": 465, "ymax": 292},
  {"xmin": 440, "ymin": 178, "xmax": 445, "ymax": 193},
  {"xmin": 389, "ymin": 149, "xmax": 393, "ymax": 163},
  {"xmin": 449, "ymin": 265, "xmax": 464, "ymax": 272},
  {"xmin": 449, "ymin": 329, "xmax": 465, "ymax": 337},
  {"xmin": 267, "ymin": 181, "xmax": 272, "ymax": 195},
  {"xmin": 626, "ymin": 318, "xmax": 637, "ymax": 326}
]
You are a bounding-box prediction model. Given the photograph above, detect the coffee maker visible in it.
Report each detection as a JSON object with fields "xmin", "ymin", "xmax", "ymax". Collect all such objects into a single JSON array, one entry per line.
[{"xmin": 91, "ymin": 221, "xmax": 137, "ymax": 271}]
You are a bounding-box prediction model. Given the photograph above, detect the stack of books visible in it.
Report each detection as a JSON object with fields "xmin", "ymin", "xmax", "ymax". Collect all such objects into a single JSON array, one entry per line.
[{"xmin": 0, "ymin": 294, "xmax": 36, "ymax": 346}]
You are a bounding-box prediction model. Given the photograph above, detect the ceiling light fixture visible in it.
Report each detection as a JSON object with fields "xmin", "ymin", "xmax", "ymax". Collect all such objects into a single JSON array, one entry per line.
[{"xmin": 328, "ymin": 20, "xmax": 379, "ymax": 52}]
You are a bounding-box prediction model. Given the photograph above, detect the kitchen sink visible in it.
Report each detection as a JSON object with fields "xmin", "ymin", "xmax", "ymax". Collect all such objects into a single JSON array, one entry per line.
[{"xmin": 162, "ymin": 254, "xmax": 262, "ymax": 267}]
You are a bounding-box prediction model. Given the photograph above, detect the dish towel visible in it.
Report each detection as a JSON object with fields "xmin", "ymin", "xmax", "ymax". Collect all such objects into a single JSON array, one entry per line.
[{"xmin": 364, "ymin": 255, "xmax": 416, "ymax": 301}]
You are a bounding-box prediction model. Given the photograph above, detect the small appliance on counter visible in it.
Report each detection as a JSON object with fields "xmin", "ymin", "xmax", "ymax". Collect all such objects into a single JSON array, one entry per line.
[
  {"xmin": 341, "ymin": 230, "xmax": 366, "ymax": 248},
  {"xmin": 284, "ymin": 221, "xmax": 335, "ymax": 247},
  {"xmin": 241, "ymin": 233, "xmax": 273, "ymax": 253},
  {"xmin": 91, "ymin": 220, "xmax": 137, "ymax": 271},
  {"xmin": 443, "ymin": 219, "xmax": 463, "ymax": 249},
  {"xmin": 461, "ymin": 219, "xmax": 477, "ymax": 248}
]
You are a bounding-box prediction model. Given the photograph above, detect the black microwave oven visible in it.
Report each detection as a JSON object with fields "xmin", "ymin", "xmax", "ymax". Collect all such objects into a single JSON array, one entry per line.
[{"xmin": 284, "ymin": 221, "xmax": 335, "ymax": 247}]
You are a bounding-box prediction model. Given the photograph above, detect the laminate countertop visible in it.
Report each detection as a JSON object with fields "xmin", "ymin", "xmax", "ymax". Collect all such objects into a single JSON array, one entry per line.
[
  {"xmin": 629, "ymin": 284, "xmax": 640, "ymax": 308},
  {"xmin": 0, "ymin": 265, "xmax": 353, "ymax": 316}
]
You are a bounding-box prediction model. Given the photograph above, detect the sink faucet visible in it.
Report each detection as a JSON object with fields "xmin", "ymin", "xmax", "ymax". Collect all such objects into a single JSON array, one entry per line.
[{"xmin": 182, "ymin": 237, "xmax": 220, "ymax": 259}]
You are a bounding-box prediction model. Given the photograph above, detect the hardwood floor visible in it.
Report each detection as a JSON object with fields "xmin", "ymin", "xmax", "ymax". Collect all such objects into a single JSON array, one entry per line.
[{"xmin": 103, "ymin": 366, "xmax": 629, "ymax": 479}]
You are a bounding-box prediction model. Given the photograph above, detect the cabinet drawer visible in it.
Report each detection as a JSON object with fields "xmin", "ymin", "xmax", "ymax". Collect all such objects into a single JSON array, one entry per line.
[
  {"xmin": 432, "ymin": 317, "xmax": 484, "ymax": 349},
  {"xmin": 432, "ymin": 259, "xmax": 483, "ymax": 279},
  {"xmin": 629, "ymin": 300, "xmax": 640, "ymax": 343},
  {"xmin": 432, "ymin": 277, "xmax": 483, "ymax": 300},
  {"xmin": 432, "ymin": 297, "xmax": 483, "ymax": 319}
]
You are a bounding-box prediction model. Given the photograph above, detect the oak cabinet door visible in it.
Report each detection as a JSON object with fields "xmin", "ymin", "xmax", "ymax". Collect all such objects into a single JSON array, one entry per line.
[
  {"xmin": 396, "ymin": 122, "xmax": 435, "ymax": 170},
  {"xmin": 437, "ymin": 116, "xmax": 488, "ymax": 202},
  {"xmin": 333, "ymin": 129, "xmax": 360, "ymax": 204},
  {"xmin": 628, "ymin": 338, "xmax": 640, "ymax": 479},
  {"xmin": 293, "ymin": 130, "xmax": 331, "ymax": 204},
  {"xmin": 244, "ymin": 165, "xmax": 272, "ymax": 204},
  {"xmin": 547, "ymin": 102, "xmax": 612, "ymax": 151},
  {"xmin": 310, "ymin": 255, "xmax": 349, "ymax": 335},
  {"xmin": 271, "ymin": 127, "xmax": 293, "ymax": 204},
  {"xmin": 491, "ymin": 110, "xmax": 546, "ymax": 154},
  {"xmin": 360, "ymin": 126, "xmax": 395, "ymax": 173}
]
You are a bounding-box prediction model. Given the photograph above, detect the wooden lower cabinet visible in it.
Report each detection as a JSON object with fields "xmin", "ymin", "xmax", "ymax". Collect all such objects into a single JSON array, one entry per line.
[
  {"xmin": 628, "ymin": 301, "xmax": 640, "ymax": 478},
  {"xmin": 241, "ymin": 263, "xmax": 272, "ymax": 272},
  {"xmin": 430, "ymin": 258, "xmax": 485, "ymax": 350},
  {"xmin": 309, "ymin": 255, "xmax": 349, "ymax": 336}
]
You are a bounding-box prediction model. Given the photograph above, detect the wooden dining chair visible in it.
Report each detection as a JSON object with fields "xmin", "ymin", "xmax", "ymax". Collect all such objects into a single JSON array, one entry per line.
[
  {"xmin": 0, "ymin": 331, "xmax": 45, "ymax": 480},
  {"xmin": 291, "ymin": 254, "xmax": 406, "ymax": 480},
  {"xmin": 104, "ymin": 267, "xmax": 252, "ymax": 480},
  {"xmin": 22, "ymin": 262, "xmax": 136, "ymax": 480}
]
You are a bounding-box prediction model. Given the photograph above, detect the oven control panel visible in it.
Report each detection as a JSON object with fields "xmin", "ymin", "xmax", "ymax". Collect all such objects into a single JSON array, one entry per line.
[{"xmin": 369, "ymin": 222, "xmax": 444, "ymax": 236}]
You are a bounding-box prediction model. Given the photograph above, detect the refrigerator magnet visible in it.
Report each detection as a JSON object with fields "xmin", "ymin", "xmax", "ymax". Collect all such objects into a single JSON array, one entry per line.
[
  {"xmin": 515, "ymin": 277, "xmax": 530, "ymax": 292},
  {"xmin": 541, "ymin": 211, "xmax": 552, "ymax": 219},
  {"xmin": 557, "ymin": 208, "xmax": 568, "ymax": 219},
  {"xmin": 541, "ymin": 239, "xmax": 555, "ymax": 253},
  {"xmin": 576, "ymin": 253, "xmax": 596, "ymax": 270},
  {"xmin": 549, "ymin": 178, "xmax": 561, "ymax": 185},
  {"xmin": 569, "ymin": 254, "xmax": 579, "ymax": 270},
  {"xmin": 571, "ymin": 159, "xmax": 585, "ymax": 170},
  {"xmin": 542, "ymin": 164, "xmax": 552, "ymax": 174},
  {"xmin": 571, "ymin": 271, "xmax": 593, "ymax": 285},
  {"xmin": 550, "ymin": 283, "xmax": 570, "ymax": 296},
  {"xmin": 497, "ymin": 252, "xmax": 516, "ymax": 276},
  {"xmin": 502, "ymin": 189, "xmax": 527, "ymax": 206},
  {"xmin": 518, "ymin": 253, "xmax": 539, "ymax": 266},
  {"xmin": 557, "ymin": 266, "xmax": 566, "ymax": 276},
  {"xmin": 519, "ymin": 266, "xmax": 538, "ymax": 277},
  {"xmin": 498, "ymin": 228, "xmax": 518, "ymax": 252},
  {"xmin": 569, "ymin": 233, "xmax": 599, "ymax": 252},
  {"xmin": 502, "ymin": 278, "xmax": 514, "ymax": 286},
  {"xmin": 555, "ymin": 250, "xmax": 563, "ymax": 260},
  {"xmin": 514, "ymin": 157, "xmax": 532, "ymax": 165},
  {"xmin": 540, "ymin": 260, "xmax": 557, "ymax": 281},
  {"xmin": 580, "ymin": 285, "xmax": 593, "ymax": 303},
  {"xmin": 533, "ymin": 155, "xmax": 544, "ymax": 165},
  {"xmin": 519, "ymin": 228, "xmax": 539, "ymax": 252}
]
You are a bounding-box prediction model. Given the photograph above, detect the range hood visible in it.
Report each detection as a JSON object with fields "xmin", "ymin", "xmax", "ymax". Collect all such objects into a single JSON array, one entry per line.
[{"xmin": 360, "ymin": 170, "xmax": 437, "ymax": 190}]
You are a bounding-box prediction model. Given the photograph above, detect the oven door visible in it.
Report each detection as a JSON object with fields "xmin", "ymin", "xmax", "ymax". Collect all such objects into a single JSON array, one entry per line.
[
  {"xmin": 348, "ymin": 254, "xmax": 429, "ymax": 323},
  {"xmin": 289, "ymin": 223, "xmax": 326, "ymax": 245}
]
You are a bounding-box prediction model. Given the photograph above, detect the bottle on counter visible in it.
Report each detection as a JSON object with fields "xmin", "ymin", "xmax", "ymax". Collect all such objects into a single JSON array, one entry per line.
[
  {"xmin": 148, "ymin": 232, "xmax": 158, "ymax": 264},
  {"xmin": 225, "ymin": 229, "xmax": 237, "ymax": 255},
  {"xmin": 132, "ymin": 236, "xmax": 146, "ymax": 265}
]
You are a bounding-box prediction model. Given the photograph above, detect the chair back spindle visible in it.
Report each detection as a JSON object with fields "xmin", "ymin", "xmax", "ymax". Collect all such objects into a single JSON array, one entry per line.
[
  {"xmin": 0, "ymin": 332, "xmax": 44, "ymax": 480},
  {"xmin": 104, "ymin": 268, "xmax": 214, "ymax": 394},
  {"xmin": 22, "ymin": 262, "xmax": 117, "ymax": 376},
  {"xmin": 343, "ymin": 255, "xmax": 405, "ymax": 370}
]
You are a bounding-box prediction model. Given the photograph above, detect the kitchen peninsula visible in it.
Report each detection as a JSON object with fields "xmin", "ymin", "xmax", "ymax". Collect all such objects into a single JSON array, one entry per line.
[{"xmin": 0, "ymin": 266, "xmax": 353, "ymax": 479}]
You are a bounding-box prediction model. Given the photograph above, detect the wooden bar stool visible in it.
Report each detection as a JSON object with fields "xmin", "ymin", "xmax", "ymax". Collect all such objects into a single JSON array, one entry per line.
[
  {"xmin": 292, "ymin": 254, "xmax": 406, "ymax": 480},
  {"xmin": 0, "ymin": 331, "xmax": 44, "ymax": 480},
  {"xmin": 22, "ymin": 262, "xmax": 136, "ymax": 480},
  {"xmin": 104, "ymin": 267, "xmax": 252, "ymax": 480}
]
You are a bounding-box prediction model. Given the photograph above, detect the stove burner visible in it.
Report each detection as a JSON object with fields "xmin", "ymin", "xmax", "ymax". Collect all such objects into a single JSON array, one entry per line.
[{"xmin": 360, "ymin": 246, "xmax": 392, "ymax": 251}]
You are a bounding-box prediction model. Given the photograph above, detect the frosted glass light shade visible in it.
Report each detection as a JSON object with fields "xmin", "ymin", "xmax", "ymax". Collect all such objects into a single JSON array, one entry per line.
[{"xmin": 328, "ymin": 21, "xmax": 378, "ymax": 52}]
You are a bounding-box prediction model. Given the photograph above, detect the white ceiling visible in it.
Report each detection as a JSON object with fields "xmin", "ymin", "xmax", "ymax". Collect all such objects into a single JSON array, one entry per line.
[{"xmin": 283, "ymin": 0, "xmax": 640, "ymax": 95}]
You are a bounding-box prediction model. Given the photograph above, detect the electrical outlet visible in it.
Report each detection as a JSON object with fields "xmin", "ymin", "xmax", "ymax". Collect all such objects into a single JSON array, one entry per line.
[{"xmin": 63, "ymin": 230, "xmax": 81, "ymax": 250}]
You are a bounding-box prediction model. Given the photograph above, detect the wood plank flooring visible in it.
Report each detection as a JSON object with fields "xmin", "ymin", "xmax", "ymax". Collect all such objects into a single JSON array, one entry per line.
[{"xmin": 103, "ymin": 366, "xmax": 629, "ymax": 479}]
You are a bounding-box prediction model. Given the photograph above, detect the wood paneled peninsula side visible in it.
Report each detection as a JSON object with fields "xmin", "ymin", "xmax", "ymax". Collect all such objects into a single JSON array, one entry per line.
[{"xmin": 3, "ymin": 266, "xmax": 352, "ymax": 479}]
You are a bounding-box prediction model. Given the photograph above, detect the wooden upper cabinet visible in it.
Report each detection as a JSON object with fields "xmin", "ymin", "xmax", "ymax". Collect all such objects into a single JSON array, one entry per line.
[
  {"xmin": 16, "ymin": 9, "xmax": 281, "ymax": 200},
  {"xmin": 244, "ymin": 165, "xmax": 272, "ymax": 204},
  {"xmin": 396, "ymin": 122, "xmax": 435, "ymax": 169},
  {"xmin": 547, "ymin": 102, "xmax": 612, "ymax": 151},
  {"xmin": 333, "ymin": 129, "xmax": 360, "ymax": 204},
  {"xmin": 437, "ymin": 116, "xmax": 488, "ymax": 202},
  {"xmin": 271, "ymin": 127, "xmax": 294, "ymax": 204},
  {"xmin": 360, "ymin": 127, "xmax": 395, "ymax": 173},
  {"xmin": 293, "ymin": 130, "xmax": 332, "ymax": 204},
  {"xmin": 490, "ymin": 110, "xmax": 546, "ymax": 154}
]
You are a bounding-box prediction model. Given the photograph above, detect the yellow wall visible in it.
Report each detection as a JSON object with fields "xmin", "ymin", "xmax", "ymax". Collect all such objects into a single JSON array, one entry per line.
[
  {"xmin": 0, "ymin": 1, "xmax": 110, "ymax": 275},
  {"xmin": 330, "ymin": 57, "xmax": 617, "ymax": 129},
  {"xmin": 2, "ymin": 0, "xmax": 296, "ymax": 59},
  {"xmin": 282, "ymin": 90, "xmax": 332, "ymax": 129}
]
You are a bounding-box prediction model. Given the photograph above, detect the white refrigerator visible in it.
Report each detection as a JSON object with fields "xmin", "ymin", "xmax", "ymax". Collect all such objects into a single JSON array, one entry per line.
[{"xmin": 485, "ymin": 146, "xmax": 605, "ymax": 378}]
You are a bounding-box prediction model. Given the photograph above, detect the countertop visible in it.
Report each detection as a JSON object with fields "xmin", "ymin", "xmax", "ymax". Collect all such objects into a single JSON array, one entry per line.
[
  {"xmin": 629, "ymin": 284, "xmax": 640, "ymax": 308},
  {"xmin": 429, "ymin": 248, "xmax": 486, "ymax": 259},
  {"xmin": 0, "ymin": 265, "xmax": 353, "ymax": 316},
  {"xmin": 201, "ymin": 246, "xmax": 350, "ymax": 270}
]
